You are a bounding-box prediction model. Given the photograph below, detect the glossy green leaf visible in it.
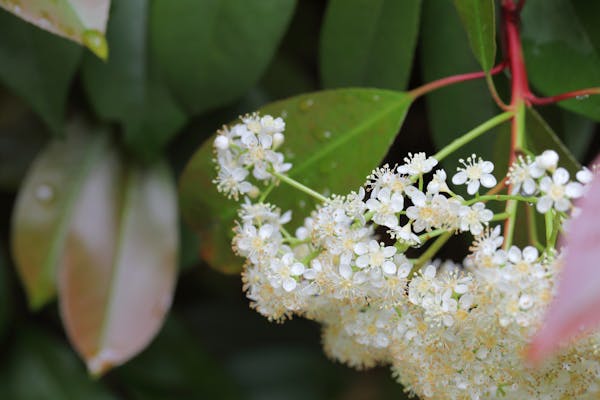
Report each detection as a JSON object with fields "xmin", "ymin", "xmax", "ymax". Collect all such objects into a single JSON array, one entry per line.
[
  {"xmin": 0, "ymin": 0, "xmax": 110, "ymax": 59},
  {"xmin": 82, "ymin": 0, "xmax": 186, "ymax": 161},
  {"xmin": 179, "ymin": 88, "xmax": 412, "ymax": 273},
  {"xmin": 453, "ymin": 0, "xmax": 496, "ymax": 72},
  {"xmin": 0, "ymin": 327, "xmax": 114, "ymax": 400},
  {"xmin": 320, "ymin": 0, "xmax": 421, "ymax": 90},
  {"xmin": 150, "ymin": 0, "xmax": 296, "ymax": 115},
  {"xmin": 59, "ymin": 155, "xmax": 178, "ymax": 376},
  {"xmin": 421, "ymin": 0, "xmax": 498, "ymax": 166},
  {"xmin": 0, "ymin": 9, "xmax": 81, "ymax": 135},
  {"xmin": 521, "ymin": 0, "xmax": 600, "ymax": 121},
  {"xmin": 526, "ymin": 108, "xmax": 581, "ymax": 175},
  {"xmin": 11, "ymin": 119, "xmax": 109, "ymax": 309}
]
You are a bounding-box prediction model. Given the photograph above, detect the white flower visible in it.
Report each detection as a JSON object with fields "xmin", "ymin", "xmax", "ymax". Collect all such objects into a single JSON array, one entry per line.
[
  {"xmin": 507, "ymin": 245, "xmax": 538, "ymax": 265},
  {"xmin": 388, "ymin": 223, "xmax": 421, "ymax": 246},
  {"xmin": 536, "ymin": 168, "xmax": 584, "ymax": 213},
  {"xmin": 451, "ymin": 154, "xmax": 497, "ymax": 195},
  {"xmin": 426, "ymin": 169, "xmax": 449, "ymax": 194},
  {"xmin": 459, "ymin": 202, "xmax": 493, "ymax": 236},
  {"xmin": 214, "ymin": 153, "xmax": 253, "ymax": 199},
  {"xmin": 530, "ymin": 150, "xmax": 559, "ymax": 178},
  {"xmin": 366, "ymin": 187, "xmax": 403, "ymax": 228},
  {"xmin": 576, "ymin": 167, "xmax": 594, "ymax": 185},
  {"xmin": 269, "ymin": 252, "xmax": 305, "ymax": 292},
  {"xmin": 234, "ymin": 223, "xmax": 279, "ymax": 263},
  {"xmin": 354, "ymin": 240, "xmax": 397, "ymax": 274},
  {"xmin": 507, "ymin": 155, "xmax": 537, "ymax": 195},
  {"xmin": 397, "ymin": 152, "xmax": 438, "ymax": 176}
]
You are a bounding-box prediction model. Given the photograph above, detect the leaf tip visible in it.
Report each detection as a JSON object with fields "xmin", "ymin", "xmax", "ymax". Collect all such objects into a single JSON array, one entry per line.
[{"xmin": 82, "ymin": 30, "xmax": 109, "ymax": 61}]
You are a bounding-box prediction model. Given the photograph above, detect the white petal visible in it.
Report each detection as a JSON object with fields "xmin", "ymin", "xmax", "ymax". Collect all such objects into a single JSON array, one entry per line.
[
  {"xmin": 423, "ymin": 265, "xmax": 436, "ymax": 279},
  {"xmin": 354, "ymin": 242, "xmax": 368, "ymax": 255},
  {"xmin": 454, "ymin": 284, "xmax": 468, "ymax": 294},
  {"xmin": 365, "ymin": 198, "xmax": 380, "ymax": 211},
  {"xmin": 470, "ymin": 223, "xmax": 483, "ymax": 236},
  {"xmin": 553, "ymin": 168, "xmax": 570, "ymax": 185},
  {"xmin": 480, "ymin": 173, "xmax": 497, "ymax": 188},
  {"xmin": 290, "ymin": 262, "xmax": 305, "ymax": 276},
  {"xmin": 508, "ymin": 246, "xmax": 521, "ymax": 263},
  {"xmin": 339, "ymin": 263, "xmax": 353, "ymax": 279},
  {"xmin": 259, "ymin": 224, "xmax": 274, "ymax": 239},
  {"xmin": 536, "ymin": 196, "xmax": 553, "ymax": 213},
  {"xmin": 353, "ymin": 271, "xmax": 368, "ymax": 284},
  {"xmin": 383, "ymin": 246, "xmax": 397, "ymax": 258},
  {"xmin": 565, "ymin": 182, "xmax": 584, "ymax": 198},
  {"xmin": 555, "ymin": 197, "xmax": 571, "ymax": 212},
  {"xmin": 523, "ymin": 246, "xmax": 538, "ymax": 262},
  {"xmin": 452, "ymin": 171, "xmax": 468, "ymax": 185},
  {"xmin": 282, "ymin": 278, "xmax": 297, "ymax": 292},
  {"xmin": 356, "ymin": 255, "xmax": 370, "ymax": 268},
  {"xmin": 576, "ymin": 168, "xmax": 594, "ymax": 184},
  {"xmin": 522, "ymin": 179, "xmax": 537, "ymax": 195},
  {"xmin": 481, "ymin": 161, "xmax": 494, "ymax": 173},
  {"xmin": 467, "ymin": 180, "xmax": 480, "ymax": 195},
  {"xmin": 382, "ymin": 260, "xmax": 397, "ymax": 274}
]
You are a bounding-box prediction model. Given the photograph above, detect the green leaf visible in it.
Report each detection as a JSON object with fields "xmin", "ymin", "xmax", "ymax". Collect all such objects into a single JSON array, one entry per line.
[
  {"xmin": 453, "ymin": 0, "xmax": 496, "ymax": 72},
  {"xmin": 11, "ymin": 119, "xmax": 109, "ymax": 309},
  {"xmin": 59, "ymin": 157, "xmax": 178, "ymax": 376},
  {"xmin": 179, "ymin": 88, "xmax": 412, "ymax": 273},
  {"xmin": 0, "ymin": 327, "xmax": 114, "ymax": 400},
  {"xmin": 421, "ymin": 0, "xmax": 498, "ymax": 166},
  {"xmin": 319, "ymin": 0, "xmax": 421, "ymax": 90},
  {"xmin": 526, "ymin": 108, "xmax": 581, "ymax": 175},
  {"xmin": 0, "ymin": 9, "xmax": 81, "ymax": 135},
  {"xmin": 0, "ymin": 0, "xmax": 110, "ymax": 59},
  {"xmin": 150, "ymin": 0, "xmax": 296, "ymax": 115},
  {"xmin": 82, "ymin": 0, "xmax": 186, "ymax": 161},
  {"xmin": 521, "ymin": 0, "xmax": 600, "ymax": 121}
]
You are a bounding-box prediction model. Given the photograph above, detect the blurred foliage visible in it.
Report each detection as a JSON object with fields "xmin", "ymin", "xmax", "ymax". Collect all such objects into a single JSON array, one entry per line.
[{"xmin": 0, "ymin": 0, "xmax": 598, "ymax": 399}]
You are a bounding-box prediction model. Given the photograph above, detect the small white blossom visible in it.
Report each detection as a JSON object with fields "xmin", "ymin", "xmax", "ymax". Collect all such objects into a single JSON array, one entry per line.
[
  {"xmin": 537, "ymin": 167, "xmax": 584, "ymax": 213},
  {"xmin": 354, "ymin": 240, "xmax": 397, "ymax": 273},
  {"xmin": 577, "ymin": 167, "xmax": 594, "ymax": 185},
  {"xmin": 459, "ymin": 202, "xmax": 493, "ymax": 236},
  {"xmin": 452, "ymin": 154, "xmax": 497, "ymax": 195},
  {"xmin": 530, "ymin": 150, "xmax": 559, "ymax": 177},
  {"xmin": 507, "ymin": 155, "xmax": 537, "ymax": 195},
  {"xmin": 366, "ymin": 187, "xmax": 403, "ymax": 228},
  {"xmin": 397, "ymin": 152, "xmax": 438, "ymax": 176}
]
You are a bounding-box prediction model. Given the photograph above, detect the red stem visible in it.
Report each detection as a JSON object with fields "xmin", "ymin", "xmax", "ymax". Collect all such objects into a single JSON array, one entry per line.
[
  {"xmin": 408, "ymin": 62, "xmax": 507, "ymax": 99},
  {"xmin": 528, "ymin": 88, "xmax": 600, "ymax": 105}
]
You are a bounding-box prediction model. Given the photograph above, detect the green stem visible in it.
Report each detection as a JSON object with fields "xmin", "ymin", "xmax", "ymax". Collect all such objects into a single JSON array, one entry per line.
[
  {"xmin": 409, "ymin": 232, "xmax": 453, "ymax": 278},
  {"xmin": 258, "ymin": 182, "xmax": 276, "ymax": 203},
  {"xmin": 417, "ymin": 228, "xmax": 446, "ymax": 243},
  {"xmin": 272, "ymin": 171, "xmax": 328, "ymax": 203},
  {"xmin": 491, "ymin": 212, "xmax": 510, "ymax": 221},
  {"xmin": 432, "ymin": 111, "xmax": 513, "ymax": 163},
  {"xmin": 463, "ymin": 194, "xmax": 537, "ymax": 206}
]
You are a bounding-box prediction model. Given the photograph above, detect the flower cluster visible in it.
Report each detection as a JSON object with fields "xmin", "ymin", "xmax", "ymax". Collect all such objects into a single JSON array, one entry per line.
[{"xmin": 212, "ymin": 114, "xmax": 599, "ymax": 399}]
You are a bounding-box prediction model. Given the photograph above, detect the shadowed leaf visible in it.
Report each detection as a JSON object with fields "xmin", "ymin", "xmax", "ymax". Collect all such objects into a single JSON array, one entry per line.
[
  {"xmin": 150, "ymin": 0, "xmax": 296, "ymax": 115},
  {"xmin": 320, "ymin": 0, "xmax": 421, "ymax": 90},
  {"xmin": 179, "ymin": 88, "xmax": 412, "ymax": 273},
  {"xmin": 0, "ymin": 0, "xmax": 110, "ymax": 59},
  {"xmin": 0, "ymin": 9, "xmax": 81, "ymax": 135}
]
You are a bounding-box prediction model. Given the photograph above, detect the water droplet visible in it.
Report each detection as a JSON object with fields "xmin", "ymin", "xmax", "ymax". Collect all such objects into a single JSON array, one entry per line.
[
  {"xmin": 35, "ymin": 183, "xmax": 55, "ymax": 204},
  {"xmin": 299, "ymin": 200, "xmax": 306, "ymax": 209},
  {"xmin": 576, "ymin": 95, "xmax": 590, "ymax": 100},
  {"xmin": 299, "ymin": 98, "xmax": 314, "ymax": 112},
  {"xmin": 13, "ymin": 5, "xmax": 21, "ymax": 13},
  {"xmin": 323, "ymin": 188, "xmax": 331, "ymax": 197},
  {"xmin": 330, "ymin": 161, "xmax": 338, "ymax": 169},
  {"xmin": 373, "ymin": 94, "xmax": 380, "ymax": 101},
  {"xmin": 83, "ymin": 29, "xmax": 109, "ymax": 60},
  {"xmin": 285, "ymin": 150, "xmax": 295, "ymax": 159},
  {"xmin": 323, "ymin": 130, "xmax": 332, "ymax": 139},
  {"xmin": 38, "ymin": 17, "xmax": 52, "ymax": 29},
  {"xmin": 281, "ymin": 110, "xmax": 288, "ymax": 118}
]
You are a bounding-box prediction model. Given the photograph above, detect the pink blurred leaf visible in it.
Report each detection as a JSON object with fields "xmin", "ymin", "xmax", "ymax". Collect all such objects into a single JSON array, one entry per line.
[
  {"xmin": 528, "ymin": 154, "xmax": 600, "ymax": 364},
  {"xmin": 59, "ymin": 151, "xmax": 178, "ymax": 376},
  {"xmin": 0, "ymin": 0, "xmax": 110, "ymax": 59}
]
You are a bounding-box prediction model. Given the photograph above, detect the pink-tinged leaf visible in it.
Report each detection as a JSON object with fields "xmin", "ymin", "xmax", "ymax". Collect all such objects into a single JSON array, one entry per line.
[
  {"xmin": 0, "ymin": 0, "xmax": 110, "ymax": 59},
  {"xmin": 528, "ymin": 154, "xmax": 600, "ymax": 364},
  {"xmin": 59, "ymin": 153, "xmax": 178, "ymax": 376},
  {"xmin": 11, "ymin": 120, "xmax": 108, "ymax": 309}
]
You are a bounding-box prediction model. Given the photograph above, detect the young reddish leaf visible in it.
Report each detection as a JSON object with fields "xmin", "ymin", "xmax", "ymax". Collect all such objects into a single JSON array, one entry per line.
[
  {"xmin": 11, "ymin": 120, "xmax": 108, "ymax": 309},
  {"xmin": 0, "ymin": 0, "xmax": 110, "ymax": 59},
  {"xmin": 59, "ymin": 154, "xmax": 178, "ymax": 376},
  {"xmin": 528, "ymin": 154, "xmax": 600, "ymax": 364}
]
